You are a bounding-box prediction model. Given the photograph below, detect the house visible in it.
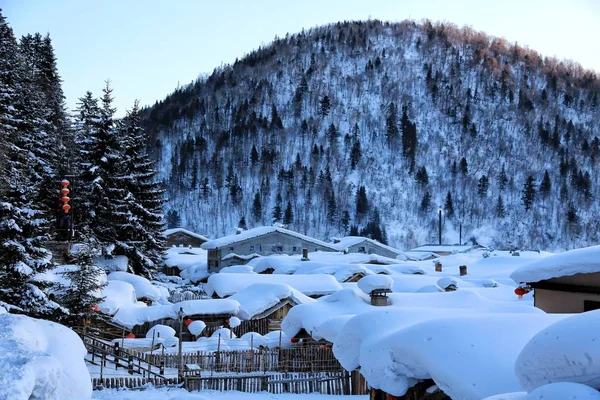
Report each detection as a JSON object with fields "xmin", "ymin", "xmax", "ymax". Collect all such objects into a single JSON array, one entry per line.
[
  {"xmin": 408, "ymin": 244, "xmax": 486, "ymax": 257},
  {"xmin": 164, "ymin": 228, "xmax": 209, "ymax": 248},
  {"xmin": 511, "ymin": 245, "xmax": 600, "ymax": 313},
  {"xmin": 201, "ymin": 226, "xmax": 338, "ymax": 272},
  {"xmin": 331, "ymin": 236, "xmax": 405, "ymax": 260},
  {"xmin": 229, "ymin": 283, "xmax": 316, "ymax": 334}
]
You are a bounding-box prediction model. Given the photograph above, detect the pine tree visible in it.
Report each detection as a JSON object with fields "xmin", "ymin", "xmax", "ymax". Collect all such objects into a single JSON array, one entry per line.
[
  {"xmin": 252, "ymin": 191, "xmax": 262, "ymax": 222},
  {"xmin": 355, "ymin": 186, "xmax": 369, "ymax": 218},
  {"xmin": 283, "ymin": 201, "xmax": 294, "ymax": 225},
  {"xmin": 477, "ymin": 175, "xmax": 489, "ymax": 197},
  {"xmin": 567, "ymin": 202, "xmax": 578, "ymax": 224},
  {"xmin": 117, "ymin": 101, "xmax": 166, "ymax": 276},
  {"xmin": 60, "ymin": 238, "xmax": 105, "ymax": 326},
  {"xmin": 350, "ymin": 140, "xmax": 361, "ymax": 169},
  {"xmin": 459, "ymin": 157, "xmax": 468, "ymax": 175},
  {"xmin": 385, "ymin": 102, "xmax": 398, "ymax": 148},
  {"xmin": 420, "ymin": 191, "xmax": 431, "ymax": 212},
  {"xmin": 498, "ymin": 164, "xmax": 509, "ymax": 190},
  {"xmin": 415, "ymin": 166, "xmax": 429, "ymax": 186},
  {"xmin": 237, "ymin": 216, "xmax": 247, "ymax": 230},
  {"xmin": 272, "ymin": 193, "xmax": 282, "ymax": 222},
  {"xmin": 340, "ymin": 210, "xmax": 350, "ymax": 234},
  {"xmin": 349, "ymin": 225, "xmax": 359, "ymax": 236},
  {"xmin": 166, "ymin": 210, "xmax": 181, "ymax": 229},
  {"xmin": 539, "ymin": 170, "xmax": 551, "ymax": 197},
  {"xmin": 319, "ymin": 95, "xmax": 330, "ymax": 117},
  {"xmin": 522, "ymin": 175, "xmax": 536, "ymax": 211},
  {"xmin": 444, "ymin": 191, "xmax": 455, "ymax": 218},
  {"xmin": 496, "ymin": 195, "xmax": 505, "ymax": 218}
]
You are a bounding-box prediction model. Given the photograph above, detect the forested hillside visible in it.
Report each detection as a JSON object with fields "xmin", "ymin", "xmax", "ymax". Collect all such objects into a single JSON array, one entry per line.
[{"xmin": 142, "ymin": 19, "xmax": 600, "ymax": 251}]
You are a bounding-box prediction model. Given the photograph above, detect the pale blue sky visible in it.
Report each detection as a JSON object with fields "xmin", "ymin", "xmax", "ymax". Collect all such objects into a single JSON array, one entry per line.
[{"xmin": 3, "ymin": 0, "xmax": 599, "ymax": 116}]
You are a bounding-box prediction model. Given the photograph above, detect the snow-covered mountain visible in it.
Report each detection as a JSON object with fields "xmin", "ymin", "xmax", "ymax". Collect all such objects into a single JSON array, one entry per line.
[{"xmin": 141, "ymin": 20, "xmax": 600, "ymax": 251}]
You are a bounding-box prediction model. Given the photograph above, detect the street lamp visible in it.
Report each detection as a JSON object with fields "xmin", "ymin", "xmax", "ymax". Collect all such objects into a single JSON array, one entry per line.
[
  {"xmin": 438, "ymin": 206, "xmax": 443, "ymax": 245},
  {"xmin": 178, "ymin": 307, "xmax": 184, "ymax": 381}
]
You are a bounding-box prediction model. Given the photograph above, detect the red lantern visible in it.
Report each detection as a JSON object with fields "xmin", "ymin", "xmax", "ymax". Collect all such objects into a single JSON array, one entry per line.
[
  {"xmin": 290, "ymin": 337, "xmax": 299, "ymax": 344},
  {"xmin": 91, "ymin": 304, "xmax": 100, "ymax": 312},
  {"xmin": 62, "ymin": 204, "xmax": 71, "ymax": 213},
  {"xmin": 61, "ymin": 188, "xmax": 70, "ymax": 196},
  {"xmin": 184, "ymin": 318, "xmax": 193, "ymax": 327},
  {"xmin": 514, "ymin": 287, "xmax": 527, "ymax": 298},
  {"xmin": 125, "ymin": 333, "xmax": 136, "ymax": 339},
  {"xmin": 60, "ymin": 179, "xmax": 70, "ymax": 187},
  {"xmin": 60, "ymin": 196, "xmax": 70, "ymax": 203}
]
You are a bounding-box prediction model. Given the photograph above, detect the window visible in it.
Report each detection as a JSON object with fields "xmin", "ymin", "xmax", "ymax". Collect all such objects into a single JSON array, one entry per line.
[
  {"xmin": 228, "ymin": 247, "xmax": 234, "ymax": 251},
  {"xmin": 277, "ymin": 246, "xmax": 283, "ymax": 252},
  {"xmin": 293, "ymin": 246, "xmax": 299, "ymax": 252},
  {"xmin": 584, "ymin": 300, "xmax": 600, "ymax": 312},
  {"xmin": 358, "ymin": 246, "xmax": 366, "ymax": 253},
  {"xmin": 271, "ymin": 245, "xmax": 277, "ymax": 252},
  {"xmin": 256, "ymin": 245, "xmax": 262, "ymax": 252},
  {"xmin": 250, "ymin": 245, "xmax": 255, "ymax": 252}
]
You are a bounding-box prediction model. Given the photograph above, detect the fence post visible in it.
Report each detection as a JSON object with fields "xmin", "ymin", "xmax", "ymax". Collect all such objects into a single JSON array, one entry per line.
[
  {"xmin": 100, "ymin": 353, "xmax": 104, "ymax": 384},
  {"xmin": 128, "ymin": 354, "xmax": 134, "ymax": 375}
]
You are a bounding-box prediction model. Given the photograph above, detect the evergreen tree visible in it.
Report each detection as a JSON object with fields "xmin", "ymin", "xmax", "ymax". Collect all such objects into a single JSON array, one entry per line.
[
  {"xmin": 250, "ymin": 145, "xmax": 259, "ymax": 165},
  {"xmin": 355, "ymin": 186, "xmax": 369, "ymax": 218},
  {"xmin": 252, "ymin": 191, "xmax": 262, "ymax": 222},
  {"xmin": 444, "ymin": 191, "xmax": 455, "ymax": 218},
  {"xmin": 166, "ymin": 210, "xmax": 181, "ymax": 229},
  {"xmin": 567, "ymin": 202, "xmax": 578, "ymax": 224},
  {"xmin": 420, "ymin": 191, "xmax": 431, "ymax": 212},
  {"xmin": 496, "ymin": 195, "xmax": 505, "ymax": 218},
  {"xmin": 349, "ymin": 225, "xmax": 359, "ymax": 236},
  {"xmin": 272, "ymin": 193, "xmax": 282, "ymax": 222},
  {"xmin": 498, "ymin": 164, "xmax": 509, "ymax": 190},
  {"xmin": 477, "ymin": 175, "xmax": 489, "ymax": 197},
  {"xmin": 539, "ymin": 170, "xmax": 551, "ymax": 197},
  {"xmin": 415, "ymin": 166, "xmax": 429, "ymax": 186},
  {"xmin": 459, "ymin": 157, "xmax": 468, "ymax": 175},
  {"xmin": 327, "ymin": 123, "xmax": 338, "ymax": 145},
  {"xmin": 350, "ymin": 140, "xmax": 361, "ymax": 169},
  {"xmin": 326, "ymin": 190, "xmax": 337, "ymax": 223},
  {"xmin": 400, "ymin": 105, "xmax": 417, "ymax": 171},
  {"xmin": 319, "ymin": 95, "xmax": 331, "ymax": 117},
  {"xmin": 340, "ymin": 210, "xmax": 350, "ymax": 234},
  {"xmin": 283, "ymin": 201, "xmax": 294, "ymax": 225},
  {"xmin": 522, "ymin": 175, "xmax": 536, "ymax": 211},
  {"xmin": 385, "ymin": 102, "xmax": 398, "ymax": 148},
  {"xmin": 237, "ymin": 216, "xmax": 247, "ymax": 230},
  {"xmin": 60, "ymin": 238, "xmax": 105, "ymax": 326}
]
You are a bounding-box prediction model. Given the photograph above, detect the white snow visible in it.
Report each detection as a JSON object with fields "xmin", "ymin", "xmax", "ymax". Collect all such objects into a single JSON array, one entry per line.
[
  {"xmin": 200, "ymin": 226, "xmax": 337, "ymax": 251},
  {"xmin": 99, "ymin": 280, "xmax": 144, "ymax": 315},
  {"xmin": 516, "ymin": 309, "xmax": 600, "ymax": 391},
  {"xmin": 511, "ymin": 245, "xmax": 600, "ymax": 283},
  {"xmin": 146, "ymin": 325, "xmax": 178, "ymax": 347},
  {"xmin": 0, "ymin": 313, "xmax": 91, "ymax": 400},
  {"xmin": 206, "ymin": 273, "xmax": 342, "ymax": 298},
  {"xmin": 219, "ymin": 265, "xmax": 256, "ymax": 274},
  {"xmin": 357, "ymin": 274, "xmax": 394, "ymax": 294},
  {"xmin": 230, "ymin": 283, "xmax": 316, "ymax": 320},
  {"xmin": 483, "ymin": 383, "xmax": 600, "ymax": 400},
  {"xmin": 96, "ymin": 255, "xmax": 129, "ymax": 272},
  {"xmin": 164, "ymin": 247, "xmax": 208, "ymax": 283},
  {"xmin": 91, "ymin": 387, "xmax": 361, "ymax": 399},
  {"xmin": 330, "ymin": 236, "xmax": 405, "ymax": 257},
  {"xmin": 187, "ymin": 320, "xmax": 207, "ymax": 336},
  {"xmin": 112, "ymin": 299, "xmax": 240, "ymax": 329},
  {"xmin": 108, "ymin": 272, "xmax": 162, "ymax": 301}
]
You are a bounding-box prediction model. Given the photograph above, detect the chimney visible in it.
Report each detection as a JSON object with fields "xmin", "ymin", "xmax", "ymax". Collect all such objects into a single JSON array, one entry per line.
[
  {"xmin": 370, "ymin": 289, "xmax": 390, "ymax": 306},
  {"xmin": 302, "ymin": 248, "xmax": 309, "ymax": 261},
  {"xmin": 459, "ymin": 265, "xmax": 468, "ymax": 276},
  {"xmin": 434, "ymin": 261, "xmax": 442, "ymax": 272}
]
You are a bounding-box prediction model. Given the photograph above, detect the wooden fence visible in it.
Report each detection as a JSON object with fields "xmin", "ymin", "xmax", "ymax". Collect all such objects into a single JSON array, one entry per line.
[
  {"xmin": 141, "ymin": 346, "xmax": 342, "ymax": 373},
  {"xmin": 92, "ymin": 377, "xmax": 179, "ymax": 389},
  {"xmin": 203, "ymin": 318, "xmax": 270, "ymax": 337},
  {"xmin": 185, "ymin": 371, "xmax": 352, "ymax": 395}
]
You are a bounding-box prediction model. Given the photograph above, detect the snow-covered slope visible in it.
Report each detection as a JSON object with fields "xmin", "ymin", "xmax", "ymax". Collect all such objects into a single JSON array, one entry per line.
[{"xmin": 142, "ymin": 20, "xmax": 600, "ymax": 251}]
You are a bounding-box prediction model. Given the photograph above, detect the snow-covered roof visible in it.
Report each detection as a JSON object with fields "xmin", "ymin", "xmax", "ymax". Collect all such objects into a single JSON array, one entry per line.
[
  {"xmin": 200, "ymin": 226, "xmax": 337, "ymax": 251},
  {"xmin": 206, "ymin": 273, "xmax": 343, "ymax": 298},
  {"xmin": 331, "ymin": 236, "xmax": 404, "ymax": 256},
  {"xmin": 230, "ymin": 283, "xmax": 316, "ymax": 319},
  {"xmin": 510, "ymin": 245, "xmax": 600, "ymax": 283},
  {"xmin": 163, "ymin": 228, "xmax": 209, "ymax": 242},
  {"xmin": 222, "ymin": 252, "xmax": 261, "ymax": 261},
  {"xmin": 288, "ymin": 262, "xmax": 373, "ymax": 282},
  {"xmin": 409, "ymin": 244, "xmax": 485, "ymax": 253},
  {"xmin": 357, "ymin": 274, "xmax": 394, "ymax": 294},
  {"xmin": 112, "ymin": 299, "xmax": 240, "ymax": 329},
  {"xmin": 107, "ymin": 271, "xmax": 163, "ymax": 301}
]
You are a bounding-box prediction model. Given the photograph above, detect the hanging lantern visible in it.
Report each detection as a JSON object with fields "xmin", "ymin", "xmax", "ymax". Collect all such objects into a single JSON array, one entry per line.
[
  {"xmin": 514, "ymin": 287, "xmax": 527, "ymax": 299},
  {"xmin": 60, "ymin": 196, "xmax": 70, "ymax": 203},
  {"xmin": 91, "ymin": 304, "xmax": 100, "ymax": 312},
  {"xmin": 290, "ymin": 337, "xmax": 299, "ymax": 344},
  {"xmin": 61, "ymin": 188, "xmax": 70, "ymax": 196},
  {"xmin": 184, "ymin": 318, "xmax": 193, "ymax": 327},
  {"xmin": 125, "ymin": 333, "xmax": 136, "ymax": 339},
  {"xmin": 60, "ymin": 179, "xmax": 70, "ymax": 187},
  {"xmin": 62, "ymin": 204, "xmax": 71, "ymax": 213}
]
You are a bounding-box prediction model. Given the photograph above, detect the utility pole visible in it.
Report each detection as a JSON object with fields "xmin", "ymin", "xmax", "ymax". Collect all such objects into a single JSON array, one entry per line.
[
  {"xmin": 178, "ymin": 307, "xmax": 184, "ymax": 381},
  {"xmin": 438, "ymin": 207, "xmax": 442, "ymax": 245}
]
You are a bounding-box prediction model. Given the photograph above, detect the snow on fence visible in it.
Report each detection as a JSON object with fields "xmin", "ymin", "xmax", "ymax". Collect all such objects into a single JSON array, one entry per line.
[
  {"xmin": 184, "ymin": 371, "xmax": 353, "ymax": 395},
  {"xmin": 202, "ymin": 318, "xmax": 270, "ymax": 336},
  {"xmin": 140, "ymin": 346, "xmax": 342, "ymax": 373},
  {"xmin": 92, "ymin": 377, "xmax": 179, "ymax": 390},
  {"xmin": 168, "ymin": 290, "xmax": 208, "ymax": 303}
]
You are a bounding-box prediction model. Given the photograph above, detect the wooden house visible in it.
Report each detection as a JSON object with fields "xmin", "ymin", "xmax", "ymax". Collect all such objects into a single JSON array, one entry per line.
[
  {"xmin": 164, "ymin": 228, "xmax": 209, "ymax": 248},
  {"xmin": 408, "ymin": 244, "xmax": 486, "ymax": 257},
  {"xmin": 511, "ymin": 245, "xmax": 600, "ymax": 313},
  {"xmin": 201, "ymin": 226, "xmax": 338, "ymax": 272},
  {"xmin": 331, "ymin": 236, "xmax": 404, "ymax": 259}
]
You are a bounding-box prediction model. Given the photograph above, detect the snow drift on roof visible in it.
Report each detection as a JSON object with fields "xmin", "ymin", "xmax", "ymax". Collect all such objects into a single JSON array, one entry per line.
[
  {"xmin": 112, "ymin": 299, "xmax": 240, "ymax": 329},
  {"xmin": 510, "ymin": 245, "xmax": 600, "ymax": 283},
  {"xmin": 108, "ymin": 271, "xmax": 163, "ymax": 301},
  {"xmin": 357, "ymin": 274, "xmax": 394, "ymax": 294},
  {"xmin": 331, "ymin": 236, "xmax": 404, "ymax": 255},
  {"xmin": 163, "ymin": 228, "xmax": 209, "ymax": 242},
  {"xmin": 206, "ymin": 273, "xmax": 343, "ymax": 298},
  {"xmin": 410, "ymin": 244, "xmax": 484, "ymax": 253},
  {"xmin": 200, "ymin": 226, "xmax": 337, "ymax": 250},
  {"xmin": 229, "ymin": 283, "xmax": 315, "ymax": 319}
]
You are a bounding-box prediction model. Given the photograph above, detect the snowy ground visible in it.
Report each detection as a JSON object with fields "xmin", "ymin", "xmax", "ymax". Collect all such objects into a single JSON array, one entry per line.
[{"xmin": 91, "ymin": 388, "xmax": 367, "ymax": 400}]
